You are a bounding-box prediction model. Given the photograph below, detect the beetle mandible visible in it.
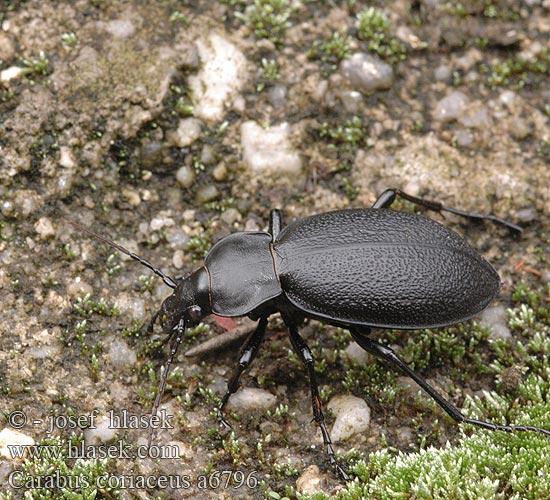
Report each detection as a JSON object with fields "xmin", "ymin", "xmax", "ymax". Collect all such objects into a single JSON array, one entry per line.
[{"xmin": 70, "ymin": 188, "xmax": 550, "ymax": 480}]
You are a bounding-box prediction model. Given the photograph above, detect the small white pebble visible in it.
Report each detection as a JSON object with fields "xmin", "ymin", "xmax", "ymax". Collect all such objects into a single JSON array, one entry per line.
[
  {"xmin": 328, "ymin": 395, "xmax": 370, "ymax": 442},
  {"xmin": 84, "ymin": 416, "xmax": 117, "ymax": 445},
  {"xmin": 296, "ymin": 464, "xmax": 324, "ymax": 494},
  {"xmin": 0, "ymin": 428, "xmax": 35, "ymax": 459},
  {"xmin": 107, "ymin": 338, "xmax": 137, "ymax": 368},
  {"xmin": 0, "ymin": 66, "xmax": 24, "ymax": 82},
  {"xmin": 226, "ymin": 387, "xmax": 277, "ymax": 413},
  {"xmin": 34, "ymin": 217, "xmax": 55, "ymax": 239}
]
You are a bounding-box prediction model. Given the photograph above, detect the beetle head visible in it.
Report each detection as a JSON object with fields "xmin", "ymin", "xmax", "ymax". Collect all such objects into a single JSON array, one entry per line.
[{"xmin": 158, "ymin": 267, "xmax": 211, "ymax": 333}]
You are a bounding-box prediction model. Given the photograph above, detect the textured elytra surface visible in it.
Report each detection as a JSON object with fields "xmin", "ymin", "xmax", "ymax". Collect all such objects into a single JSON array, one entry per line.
[
  {"xmin": 205, "ymin": 232, "xmax": 281, "ymax": 316},
  {"xmin": 274, "ymin": 209, "xmax": 500, "ymax": 328}
]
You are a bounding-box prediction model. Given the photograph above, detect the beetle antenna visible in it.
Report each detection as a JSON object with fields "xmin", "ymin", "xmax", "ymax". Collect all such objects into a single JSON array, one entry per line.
[
  {"xmin": 66, "ymin": 219, "xmax": 177, "ymax": 289},
  {"xmin": 147, "ymin": 318, "xmax": 186, "ymax": 447}
]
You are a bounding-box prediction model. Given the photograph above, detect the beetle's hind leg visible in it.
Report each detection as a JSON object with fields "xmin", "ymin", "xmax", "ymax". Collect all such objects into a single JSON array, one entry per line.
[
  {"xmin": 283, "ymin": 315, "xmax": 349, "ymax": 481},
  {"xmin": 217, "ymin": 316, "xmax": 268, "ymax": 429},
  {"xmin": 350, "ymin": 328, "xmax": 550, "ymax": 438},
  {"xmin": 372, "ymin": 188, "xmax": 522, "ymax": 234}
]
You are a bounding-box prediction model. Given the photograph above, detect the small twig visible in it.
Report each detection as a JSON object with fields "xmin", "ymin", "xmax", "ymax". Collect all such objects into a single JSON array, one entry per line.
[{"xmin": 184, "ymin": 318, "xmax": 258, "ymax": 358}]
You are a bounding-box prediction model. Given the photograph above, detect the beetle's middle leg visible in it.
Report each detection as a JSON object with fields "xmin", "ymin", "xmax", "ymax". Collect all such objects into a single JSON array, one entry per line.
[
  {"xmin": 350, "ymin": 328, "xmax": 550, "ymax": 437},
  {"xmin": 283, "ymin": 315, "xmax": 349, "ymax": 481},
  {"xmin": 372, "ymin": 188, "xmax": 522, "ymax": 233},
  {"xmin": 217, "ymin": 316, "xmax": 268, "ymax": 429}
]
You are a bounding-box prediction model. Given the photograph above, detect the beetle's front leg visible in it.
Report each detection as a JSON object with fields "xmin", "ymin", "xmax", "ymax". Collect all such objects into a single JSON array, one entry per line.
[
  {"xmin": 217, "ymin": 316, "xmax": 268, "ymax": 429},
  {"xmin": 372, "ymin": 188, "xmax": 522, "ymax": 233},
  {"xmin": 350, "ymin": 328, "xmax": 550, "ymax": 437},
  {"xmin": 283, "ymin": 314, "xmax": 349, "ymax": 481}
]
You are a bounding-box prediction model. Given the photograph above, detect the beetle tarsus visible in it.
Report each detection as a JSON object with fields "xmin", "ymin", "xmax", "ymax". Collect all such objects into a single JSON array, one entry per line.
[
  {"xmin": 216, "ymin": 317, "xmax": 268, "ymax": 428},
  {"xmin": 284, "ymin": 316, "xmax": 349, "ymax": 481},
  {"xmin": 372, "ymin": 188, "xmax": 523, "ymax": 234},
  {"xmin": 350, "ymin": 328, "xmax": 550, "ymax": 438}
]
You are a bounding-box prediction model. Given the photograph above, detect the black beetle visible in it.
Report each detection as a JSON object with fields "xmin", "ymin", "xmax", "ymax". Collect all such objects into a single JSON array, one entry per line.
[{"xmin": 69, "ymin": 188, "xmax": 549, "ymax": 480}]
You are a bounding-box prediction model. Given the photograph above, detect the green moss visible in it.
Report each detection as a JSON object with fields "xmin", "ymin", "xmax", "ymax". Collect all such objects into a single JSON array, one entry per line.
[
  {"xmin": 240, "ymin": 0, "xmax": 292, "ymax": 46},
  {"xmin": 356, "ymin": 7, "xmax": 406, "ymax": 64},
  {"xmin": 486, "ymin": 48, "xmax": 549, "ymax": 88},
  {"xmin": 72, "ymin": 294, "xmax": 120, "ymax": 318},
  {"xmin": 21, "ymin": 51, "xmax": 50, "ymax": 77},
  {"xmin": 169, "ymin": 10, "xmax": 189, "ymax": 24},
  {"xmin": 299, "ymin": 282, "xmax": 550, "ymax": 499},
  {"xmin": 13, "ymin": 436, "xmax": 120, "ymax": 499},
  {"xmin": 257, "ymin": 58, "xmax": 280, "ymax": 92},
  {"xmin": 308, "ymin": 31, "xmax": 352, "ymax": 74},
  {"xmin": 319, "ymin": 116, "xmax": 365, "ymax": 149},
  {"xmin": 186, "ymin": 230, "xmax": 213, "ymax": 261},
  {"xmin": 61, "ymin": 32, "xmax": 78, "ymax": 48}
]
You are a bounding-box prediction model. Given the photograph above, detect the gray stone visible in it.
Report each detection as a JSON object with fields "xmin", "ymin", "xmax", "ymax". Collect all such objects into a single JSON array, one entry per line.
[
  {"xmin": 432, "ymin": 91, "xmax": 469, "ymax": 123},
  {"xmin": 114, "ymin": 293, "xmax": 146, "ymax": 322},
  {"xmin": 165, "ymin": 226, "xmax": 189, "ymax": 249},
  {"xmin": 220, "ymin": 208, "xmax": 242, "ymax": 225},
  {"xmin": 176, "ymin": 165, "xmax": 195, "ymax": 189},
  {"xmin": 0, "ymin": 33, "xmax": 15, "ymax": 61},
  {"xmin": 268, "ymin": 84, "xmax": 287, "ymax": 108},
  {"xmin": 479, "ymin": 305, "xmax": 511, "ymax": 340},
  {"xmin": 200, "ymin": 144, "xmax": 216, "ymax": 165},
  {"xmin": 339, "ymin": 90, "xmax": 363, "ymax": 113},
  {"xmin": 515, "ymin": 207, "xmax": 537, "ymax": 223},
  {"xmin": 105, "ymin": 18, "xmax": 135, "ymax": 39},
  {"xmin": 34, "ymin": 217, "xmax": 55, "ymax": 239},
  {"xmin": 296, "ymin": 465, "xmax": 324, "ymax": 494},
  {"xmin": 240, "ymin": 121, "xmax": 302, "ymax": 179},
  {"xmin": 327, "ymin": 395, "xmax": 370, "ymax": 442},
  {"xmin": 140, "ymin": 141, "xmax": 164, "ymax": 168},
  {"xmin": 340, "ymin": 53, "xmax": 394, "ymax": 93},
  {"xmin": 107, "ymin": 338, "xmax": 137, "ymax": 368},
  {"xmin": 188, "ymin": 33, "xmax": 249, "ymax": 122},
  {"xmin": 0, "ymin": 428, "xmax": 35, "ymax": 459},
  {"xmin": 195, "ymin": 184, "xmax": 219, "ymax": 204},
  {"xmin": 434, "ymin": 65, "xmax": 451, "ymax": 82},
  {"xmin": 454, "ymin": 129, "xmax": 474, "ymax": 147},
  {"xmin": 226, "ymin": 387, "xmax": 277, "ymax": 413},
  {"xmin": 344, "ymin": 341, "xmax": 370, "ymax": 364},
  {"xmin": 171, "ymin": 118, "xmax": 202, "ymax": 147},
  {"xmin": 84, "ymin": 416, "xmax": 117, "ymax": 445},
  {"xmin": 458, "ymin": 103, "xmax": 491, "ymax": 129}
]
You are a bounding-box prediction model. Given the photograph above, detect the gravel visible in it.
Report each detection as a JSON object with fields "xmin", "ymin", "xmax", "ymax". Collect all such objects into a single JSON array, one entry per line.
[
  {"xmin": 340, "ymin": 52, "xmax": 394, "ymax": 93},
  {"xmin": 479, "ymin": 305, "xmax": 512, "ymax": 341},
  {"xmin": 432, "ymin": 91, "xmax": 470, "ymax": 123},
  {"xmin": 240, "ymin": 121, "xmax": 302, "ymax": 179},
  {"xmin": 226, "ymin": 387, "xmax": 277, "ymax": 413},
  {"xmin": 188, "ymin": 32, "xmax": 249, "ymax": 122},
  {"xmin": 171, "ymin": 118, "xmax": 203, "ymax": 148},
  {"xmin": 327, "ymin": 395, "xmax": 371, "ymax": 442},
  {"xmin": 175, "ymin": 165, "xmax": 196, "ymax": 189}
]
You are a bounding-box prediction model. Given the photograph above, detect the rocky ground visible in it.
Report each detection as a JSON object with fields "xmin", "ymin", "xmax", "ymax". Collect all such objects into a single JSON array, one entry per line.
[{"xmin": 0, "ymin": 0, "xmax": 549, "ymax": 499}]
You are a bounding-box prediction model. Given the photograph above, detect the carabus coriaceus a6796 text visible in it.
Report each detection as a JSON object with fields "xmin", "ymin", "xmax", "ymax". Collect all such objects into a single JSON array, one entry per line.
[{"xmin": 69, "ymin": 188, "xmax": 550, "ymax": 480}]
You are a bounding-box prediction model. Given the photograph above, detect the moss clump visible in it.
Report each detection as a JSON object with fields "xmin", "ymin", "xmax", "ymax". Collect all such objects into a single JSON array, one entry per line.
[
  {"xmin": 356, "ymin": 8, "xmax": 406, "ymax": 63},
  {"xmin": 241, "ymin": 0, "xmax": 292, "ymax": 46},
  {"xmin": 308, "ymin": 31, "xmax": 352, "ymax": 74},
  {"xmin": 12, "ymin": 436, "xmax": 120, "ymax": 499},
  {"xmin": 72, "ymin": 294, "xmax": 120, "ymax": 318},
  {"xmin": 300, "ymin": 282, "xmax": 550, "ymax": 499},
  {"xmin": 486, "ymin": 47, "xmax": 549, "ymax": 88},
  {"xmin": 319, "ymin": 116, "xmax": 366, "ymax": 150}
]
